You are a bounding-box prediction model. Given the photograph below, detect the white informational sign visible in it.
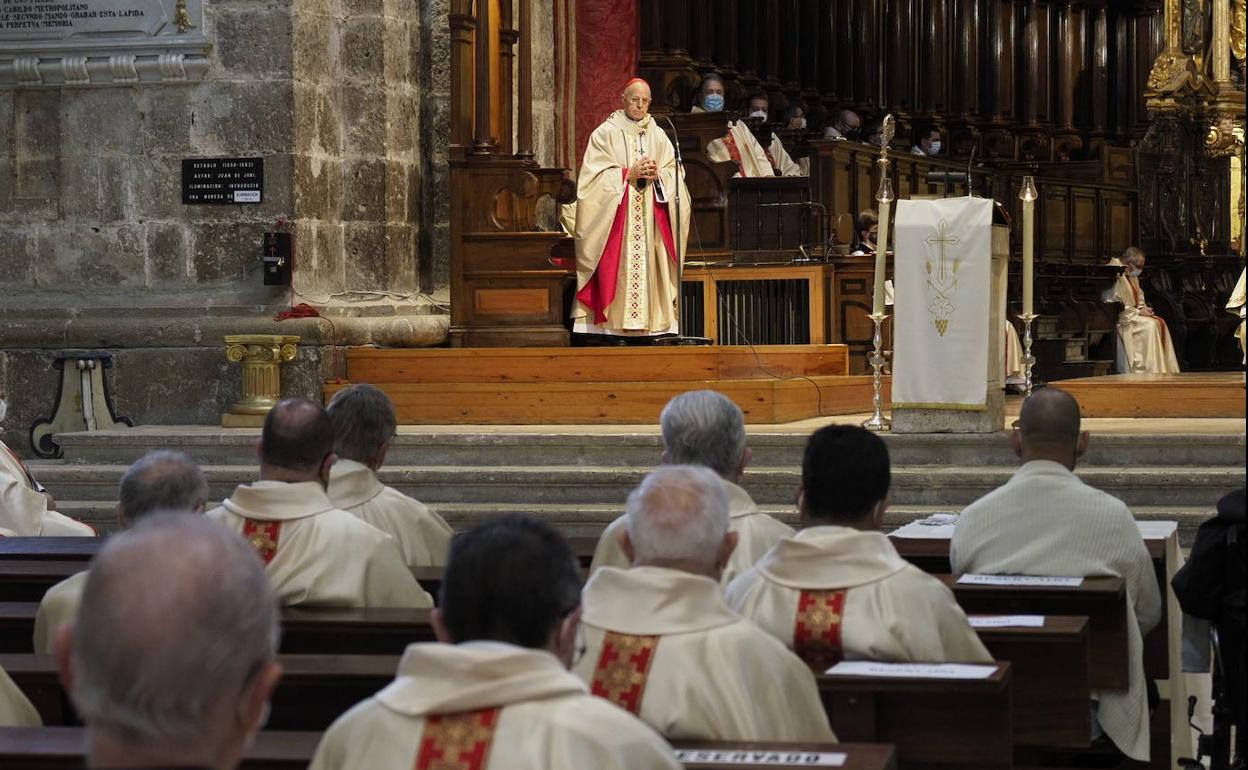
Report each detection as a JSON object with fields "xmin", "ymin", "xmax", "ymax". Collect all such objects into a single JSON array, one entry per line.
[
  {"xmin": 1136, "ymin": 521, "xmax": 1178, "ymax": 540},
  {"xmin": 957, "ymin": 574, "xmax": 1084, "ymax": 587},
  {"xmin": 968, "ymin": 615, "xmax": 1047, "ymax": 628},
  {"xmin": 233, "ymin": 190, "xmax": 262, "ymax": 204},
  {"xmin": 826, "ymin": 661, "xmax": 998, "ymax": 680},
  {"xmin": 888, "ymin": 519, "xmax": 957, "ymax": 540},
  {"xmin": 675, "ymin": 749, "xmax": 847, "ymax": 767}
]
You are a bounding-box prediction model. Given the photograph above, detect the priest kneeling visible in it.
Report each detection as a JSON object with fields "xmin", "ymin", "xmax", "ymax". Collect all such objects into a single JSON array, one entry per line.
[
  {"xmin": 573, "ymin": 78, "xmax": 690, "ymax": 339},
  {"xmin": 575, "ymin": 465, "xmax": 834, "ymax": 742}
]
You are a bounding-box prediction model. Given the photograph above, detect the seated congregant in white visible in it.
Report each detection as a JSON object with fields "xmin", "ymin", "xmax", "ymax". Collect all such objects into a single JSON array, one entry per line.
[
  {"xmin": 693, "ymin": 73, "xmax": 776, "ymax": 178},
  {"xmin": 952, "ymin": 388, "xmax": 1161, "ymax": 762},
  {"xmin": 326, "ymin": 384, "xmax": 453, "ymax": 568},
  {"xmin": 55, "ymin": 513, "xmax": 283, "ymax": 769},
  {"xmin": 744, "ymin": 92, "xmax": 803, "ymax": 176},
  {"xmin": 576, "ymin": 465, "xmax": 834, "ymax": 742},
  {"xmin": 35, "ymin": 450, "xmax": 209, "ymax": 654},
  {"xmin": 1106, "ymin": 246, "xmax": 1180, "ymax": 374},
  {"xmin": 0, "ymin": 391, "xmax": 94, "ymax": 536},
  {"xmin": 311, "ymin": 514, "xmax": 681, "ymax": 770},
  {"xmin": 590, "ymin": 389, "xmax": 793, "ymax": 586},
  {"xmin": 726, "ymin": 425, "xmax": 989, "ymax": 668}
]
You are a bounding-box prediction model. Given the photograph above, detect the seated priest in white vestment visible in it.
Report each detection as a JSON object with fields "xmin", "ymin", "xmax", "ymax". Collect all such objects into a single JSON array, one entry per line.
[
  {"xmin": 0, "ymin": 663, "xmax": 39, "ymax": 726},
  {"xmin": 726, "ymin": 425, "xmax": 989, "ymax": 669},
  {"xmin": 56, "ymin": 514, "xmax": 283, "ymax": 770},
  {"xmin": 951, "ymin": 388, "xmax": 1161, "ymax": 762},
  {"xmin": 576, "ymin": 465, "xmax": 834, "ymax": 742},
  {"xmin": 1107, "ymin": 247, "xmax": 1181, "ymax": 374},
  {"xmin": 591, "ymin": 390, "xmax": 793, "ymax": 585},
  {"xmin": 572, "ymin": 78, "xmax": 691, "ymax": 338},
  {"xmin": 310, "ymin": 514, "xmax": 681, "ymax": 770},
  {"xmin": 823, "ymin": 108, "xmax": 863, "ymax": 141},
  {"xmin": 327, "ymin": 384, "xmax": 453, "ymax": 568},
  {"xmin": 694, "ymin": 74, "xmax": 776, "ymax": 178},
  {"xmin": 34, "ymin": 450, "xmax": 208, "ymax": 654},
  {"xmin": 1004, "ymin": 320, "xmax": 1025, "ymax": 391},
  {"xmin": 745, "ymin": 93, "xmax": 803, "ymax": 176},
  {"xmin": 1229, "ymin": 268, "xmax": 1246, "ymax": 364},
  {"xmin": 208, "ymin": 398, "xmax": 432, "ymax": 609},
  {"xmin": 0, "ymin": 395, "xmax": 94, "ymax": 535}
]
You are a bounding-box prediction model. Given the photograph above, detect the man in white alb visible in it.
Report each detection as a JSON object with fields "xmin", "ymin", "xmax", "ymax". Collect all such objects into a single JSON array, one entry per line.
[
  {"xmin": 0, "ymin": 391, "xmax": 94, "ymax": 536},
  {"xmin": 1107, "ymin": 246, "xmax": 1181, "ymax": 373}
]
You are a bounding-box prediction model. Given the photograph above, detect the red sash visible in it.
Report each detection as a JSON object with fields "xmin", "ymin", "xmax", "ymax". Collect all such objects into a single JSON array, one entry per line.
[
  {"xmin": 241, "ymin": 519, "xmax": 282, "ymax": 565},
  {"xmin": 793, "ymin": 589, "xmax": 847, "ymax": 671},
  {"xmin": 589, "ymin": 631, "xmax": 660, "ymax": 715},
  {"xmin": 722, "ymin": 131, "xmax": 748, "ymax": 177},
  {"xmin": 415, "ymin": 707, "xmax": 501, "ymax": 770}
]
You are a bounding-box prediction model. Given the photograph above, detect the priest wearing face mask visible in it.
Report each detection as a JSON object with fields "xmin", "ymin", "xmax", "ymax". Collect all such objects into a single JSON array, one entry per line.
[
  {"xmin": 1105, "ymin": 247, "xmax": 1181, "ymax": 374},
  {"xmin": 823, "ymin": 108, "xmax": 863, "ymax": 141},
  {"xmin": 911, "ymin": 128, "xmax": 943, "ymax": 156},
  {"xmin": 745, "ymin": 93, "xmax": 803, "ymax": 177},
  {"xmin": 694, "ymin": 74, "xmax": 776, "ymax": 178}
]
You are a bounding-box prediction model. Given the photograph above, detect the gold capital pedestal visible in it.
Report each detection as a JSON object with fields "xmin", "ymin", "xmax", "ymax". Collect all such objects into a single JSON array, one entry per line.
[{"xmin": 221, "ymin": 334, "xmax": 300, "ymax": 427}]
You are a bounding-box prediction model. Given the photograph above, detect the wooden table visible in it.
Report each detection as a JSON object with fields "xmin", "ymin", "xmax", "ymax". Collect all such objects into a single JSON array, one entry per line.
[{"xmin": 817, "ymin": 662, "xmax": 1014, "ymax": 770}]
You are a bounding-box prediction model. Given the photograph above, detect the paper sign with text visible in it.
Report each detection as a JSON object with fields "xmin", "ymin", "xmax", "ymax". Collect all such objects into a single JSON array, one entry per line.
[
  {"xmin": 675, "ymin": 749, "xmax": 847, "ymax": 767},
  {"xmin": 968, "ymin": 615, "xmax": 1047, "ymax": 628},
  {"xmin": 957, "ymin": 574, "xmax": 1083, "ymax": 587},
  {"xmin": 825, "ymin": 661, "xmax": 997, "ymax": 679}
]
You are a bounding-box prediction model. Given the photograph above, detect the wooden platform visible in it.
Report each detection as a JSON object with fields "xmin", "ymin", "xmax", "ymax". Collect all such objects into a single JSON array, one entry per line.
[
  {"xmin": 327, "ymin": 345, "xmax": 891, "ymax": 424},
  {"xmin": 1054, "ymin": 372, "xmax": 1246, "ymax": 418}
]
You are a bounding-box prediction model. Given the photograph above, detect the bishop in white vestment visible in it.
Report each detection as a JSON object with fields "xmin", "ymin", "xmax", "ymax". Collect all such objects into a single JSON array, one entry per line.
[
  {"xmin": 208, "ymin": 480, "xmax": 431, "ymax": 608},
  {"xmin": 951, "ymin": 389, "xmax": 1161, "ymax": 761},
  {"xmin": 1108, "ymin": 250, "xmax": 1180, "ymax": 374},
  {"xmin": 0, "ymin": 664, "xmax": 40, "ymax": 727},
  {"xmin": 1, "ymin": 439, "xmax": 94, "ymax": 536},
  {"xmin": 573, "ymin": 78, "xmax": 690, "ymax": 337},
  {"xmin": 310, "ymin": 642, "xmax": 679, "ymax": 770},
  {"xmin": 726, "ymin": 526, "xmax": 990, "ymax": 666}
]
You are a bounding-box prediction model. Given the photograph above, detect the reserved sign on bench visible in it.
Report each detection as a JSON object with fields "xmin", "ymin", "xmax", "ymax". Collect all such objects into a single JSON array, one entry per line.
[
  {"xmin": 825, "ymin": 661, "xmax": 997, "ymax": 679},
  {"xmin": 967, "ymin": 614, "xmax": 1046, "ymax": 628},
  {"xmin": 958, "ymin": 574, "xmax": 1084, "ymax": 587},
  {"xmin": 676, "ymin": 749, "xmax": 847, "ymax": 766}
]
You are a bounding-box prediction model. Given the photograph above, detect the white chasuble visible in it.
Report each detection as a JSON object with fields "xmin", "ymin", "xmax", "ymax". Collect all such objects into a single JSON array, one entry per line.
[
  {"xmin": 328, "ymin": 459, "xmax": 454, "ymax": 568},
  {"xmin": 589, "ymin": 480, "xmax": 794, "ymax": 586},
  {"xmin": 705, "ymin": 119, "xmax": 778, "ymax": 178},
  {"xmin": 574, "ymin": 566, "xmax": 834, "ymax": 743},
  {"xmin": 573, "ymin": 110, "xmax": 691, "ymax": 337},
  {"xmin": 1107, "ymin": 259, "xmax": 1181, "ymax": 374},
  {"xmin": 207, "ymin": 480, "xmax": 432, "ymax": 609},
  {"xmin": 310, "ymin": 641, "xmax": 680, "ymax": 770},
  {"xmin": 34, "ymin": 570, "xmax": 86, "ymax": 654},
  {"xmin": 892, "ymin": 197, "xmax": 993, "ymax": 409},
  {"xmin": 0, "ymin": 440, "xmax": 94, "ymax": 536},
  {"xmin": 725, "ymin": 526, "xmax": 991, "ymax": 667},
  {"xmin": 951, "ymin": 460, "xmax": 1162, "ymax": 761},
  {"xmin": 1230, "ymin": 268, "xmax": 1246, "ymax": 363},
  {"xmin": 0, "ymin": 664, "xmax": 40, "ymax": 727}
]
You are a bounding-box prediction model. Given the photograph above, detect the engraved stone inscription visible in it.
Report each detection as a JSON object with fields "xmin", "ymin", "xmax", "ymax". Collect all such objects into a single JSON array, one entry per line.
[{"xmin": 0, "ymin": 0, "xmax": 167, "ymax": 39}]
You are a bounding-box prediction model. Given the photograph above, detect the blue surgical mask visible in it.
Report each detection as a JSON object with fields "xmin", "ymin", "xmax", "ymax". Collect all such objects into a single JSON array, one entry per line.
[
  {"xmin": 703, "ymin": 93, "xmax": 725, "ymax": 112},
  {"xmin": 929, "ymin": 141, "xmax": 942, "ymax": 154}
]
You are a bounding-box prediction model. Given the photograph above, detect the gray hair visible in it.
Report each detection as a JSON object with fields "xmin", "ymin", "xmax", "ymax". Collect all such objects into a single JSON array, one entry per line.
[
  {"xmin": 326, "ymin": 383, "xmax": 397, "ymax": 465},
  {"xmin": 118, "ymin": 451, "xmax": 209, "ymax": 522},
  {"xmin": 71, "ymin": 514, "xmax": 279, "ymax": 746},
  {"xmin": 660, "ymin": 390, "xmax": 747, "ymax": 478},
  {"xmin": 1121, "ymin": 246, "xmax": 1145, "ymax": 267},
  {"xmin": 625, "ymin": 465, "xmax": 730, "ymax": 569}
]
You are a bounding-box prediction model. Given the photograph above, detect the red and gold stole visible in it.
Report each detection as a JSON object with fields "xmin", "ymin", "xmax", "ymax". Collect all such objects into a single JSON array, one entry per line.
[
  {"xmin": 415, "ymin": 707, "xmax": 501, "ymax": 770},
  {"xmin": 722, "ymin": 131, "xmax": 749, "ymax": 177},
  {"xmin": 793, "ymin": 589, "xmax": 847, "ymax": 671},
  {"xmin": 589, "ymin": 631, "xmax": 660, "ymax": 715},
  {"xmin": 241, "ymin": 519, "xmax": 282, "ymax": 565}
]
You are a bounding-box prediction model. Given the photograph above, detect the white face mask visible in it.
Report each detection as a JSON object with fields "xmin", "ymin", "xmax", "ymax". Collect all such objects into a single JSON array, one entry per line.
[
  {"xmin": 0, "ymin": 398, "xmax": 7, "ymax": 424},
  {"xmin": 929, "ymin": 140, "xmax": 942, "ymax": 154},
  {"xmin": 793, "ymin": 118, "xmax": 807, "ymax": 130},
  {"xmin": 748, "ymin": 109, "xmax": 768, "ymax": 120},
  {"xmin": 1127, "ymin": 266, "xmax": 1143, "ymax": 278}
]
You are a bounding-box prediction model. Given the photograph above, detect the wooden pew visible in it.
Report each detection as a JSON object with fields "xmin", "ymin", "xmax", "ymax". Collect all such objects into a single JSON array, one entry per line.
[
  {"xmin": 0, "ymin": 728, "xmax": 898, "ymax": 770},
  {"xmin": 1, "ymin": 653, "xmax": 399, "ymax": 731},
  {"xmin": 972, "ymin": 616, "xmax": 1092, "ymax": 748},
  {"xmin": 0, "ymin": 603, "xmax": 435, "ymax": 655},
  {"xmin": 941, "ymin": 575, "xmax": 1128, "ymax": 691},
  {"xmin": 817, "ymin": 662, "xmax": 1013, "ymax": 770},
  {"xmin": 0, "ymin": 561, "xmax": 87, "ymax": 603}
]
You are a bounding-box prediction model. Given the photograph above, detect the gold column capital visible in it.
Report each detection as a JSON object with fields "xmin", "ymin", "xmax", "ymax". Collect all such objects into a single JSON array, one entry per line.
[{"xmin": 222, "ymin": 334, "xmax": 302, "ymax": 427}]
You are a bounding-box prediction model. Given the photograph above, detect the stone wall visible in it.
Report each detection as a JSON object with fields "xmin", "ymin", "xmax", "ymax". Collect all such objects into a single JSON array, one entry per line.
[{"xmin": 0, "ymin": 0, "xmax": 453, "ymax": 453}]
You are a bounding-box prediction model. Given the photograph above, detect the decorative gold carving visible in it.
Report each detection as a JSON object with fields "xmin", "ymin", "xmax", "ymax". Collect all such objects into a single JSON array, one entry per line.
[
  {"xmin": 1205, "ymin": 113, "xmax": 1245, "ymax": 156},
  {"xmin": 222, "ymin": 334, "xmax": 300, "ymax": 426},
  {"xmin": 1147, "ymin": 52, "xmax": 1194, "ymax": 95},
  {"xmin": 174, "ymin": 0, "xmax": 195, "ymax": 33},
  {"xmin": 1233, "ymin": 0, "xmax": 1246, "ymax": 61}
]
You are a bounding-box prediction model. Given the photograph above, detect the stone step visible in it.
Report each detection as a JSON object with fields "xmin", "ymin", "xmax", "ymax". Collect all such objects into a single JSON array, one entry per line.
[
  {"xmin": 53, "ymin": 500, "xmax": 1214, "ymax": 546},
  {"xmin": 32, "ymin": 463, "xmax": 1245, "ymax": 508},
  {"xmin": 50, "ymin": 426, "xmax": 1248, "ymax": 468}
]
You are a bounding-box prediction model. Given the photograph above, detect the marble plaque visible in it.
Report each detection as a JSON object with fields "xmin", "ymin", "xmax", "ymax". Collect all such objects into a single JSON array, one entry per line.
[{"xmin": 0, "ymin": 0, "xmax": 166, "ymax": 39}]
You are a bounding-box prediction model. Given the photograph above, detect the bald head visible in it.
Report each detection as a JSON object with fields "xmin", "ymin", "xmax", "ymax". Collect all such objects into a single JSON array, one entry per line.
[
  {"xmin": 623, "ymin": 465, "xmax": 733, "ymax": 577},
  {"xmin": 258, "ymin": 398, "xmax": 334, "ymax": 480},
  {"xmin": 65, "ymin": 514, "xmax": 280, "ymax": 764},
  {"xmin": 1015, "ymin": 388, "xmax": 1088, "ymax": 468}
]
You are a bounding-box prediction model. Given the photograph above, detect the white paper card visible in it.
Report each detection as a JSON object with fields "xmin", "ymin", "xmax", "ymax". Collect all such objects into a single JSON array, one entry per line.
[
  {"xmin": 888, "ymin": 520, "xmax": 956, "ymax": 540},
  {"xmin": 675, "ymin": 749, "xmax": 847, "ymax": 767},
  {"xmin": 957, "ymin": 574, "xmax": 1083, "ymax": 587},
  {"xmin": 233, "ymin": 190, "xmax": 261, "ymax": 203},
  {"xmin": 1136, "ymin": 521, "xmax": 1178, "ymax": 540},
  {"xmin": 825, "ymin": 661, "xmax": 997, "ymax": 679},
  {"xmin": 968, "ymin": 615, "xmax": 1047, "ymax": 628}
]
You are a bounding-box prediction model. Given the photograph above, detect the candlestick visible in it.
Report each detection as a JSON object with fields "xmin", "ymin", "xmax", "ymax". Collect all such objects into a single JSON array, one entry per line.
[
  {"xmin": 861, "ymin": 312, "xmax": 891, "ymax": 431},
  {"xmin": 1018, "ymin": 313, "xmax": 1038, "ymax": 398},
  {"xmin": 872, "ymin": 115, "xmax": 897, "ymax": 317},
  {"xmin": 1019, "ymin": 176, "xmax": 1038, "ymax": 317}
]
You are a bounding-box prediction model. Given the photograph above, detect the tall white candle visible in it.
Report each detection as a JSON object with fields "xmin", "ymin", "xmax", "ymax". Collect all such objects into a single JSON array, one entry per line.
[
  {"xmin": 1020, "ymin": 176, "xmax": 1038, "ymax": 316},
  {"xmin": 873, "ymin": 200, "xmax": 891, "ymax": 317}
]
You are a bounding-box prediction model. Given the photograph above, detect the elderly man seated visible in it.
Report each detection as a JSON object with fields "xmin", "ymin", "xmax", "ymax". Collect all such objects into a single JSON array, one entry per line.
[
  {"xmin": 823, "ymin": 108, "xmax": 863, "ymax": 141},
  {"xmin": 1107, "ymin": 246, "xmax": 1181, "ymax": 373},
  {"xmin": 744, "ymin": 92, "xmax": 803, "ymax": 176},
  {"xmin": 1, "ymin": 390, "xmax": 94, "ymax": 536},
  {"xmin": 591, "ymin": 390, "xmax": 793, "ymax": 585},
  {"xmin": 693, "ymin": 74, "xmax": 775, "ymax": 178},
  {"xmin": 576, "ymin": 465, "xmax": 834, "ymax": 742}
]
